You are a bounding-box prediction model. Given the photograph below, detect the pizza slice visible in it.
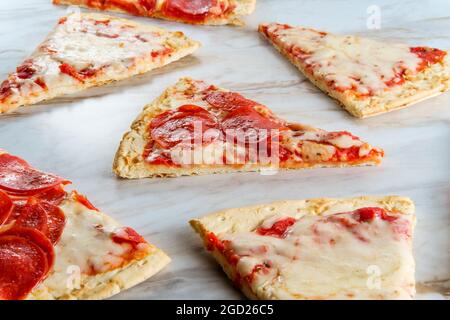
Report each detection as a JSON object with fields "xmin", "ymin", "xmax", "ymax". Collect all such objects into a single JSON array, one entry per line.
[
  {"xmin": 0, "ymin": 12, "xmax": 200, "ymax": 114},
  {"xmin": 0, "ymin": 151, "xmax": 170, "ymax": 300},
  {"xmin": 190, "ymin": 196, "xmax": 416, "ymax": 300},
  {"xmin": 53, "ymin": 1, "xmax": 256, "ymax": 26},
  {"xmin": 259, "ymin": 22, "xmax": 450, "ymax": 118},
  {"xmin": 113, "ymin": 77, "xmax": 384, "ymax": 178}
]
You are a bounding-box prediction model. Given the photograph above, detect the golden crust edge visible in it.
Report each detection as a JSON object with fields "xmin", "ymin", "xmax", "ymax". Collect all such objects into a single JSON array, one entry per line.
[
  {"xmin": 189, "ymin": 195, "xmax": 416, "ymax": 300},
  {"xmin": 258, "ymin": 24, "xmax": 450, "ymax": 118}
]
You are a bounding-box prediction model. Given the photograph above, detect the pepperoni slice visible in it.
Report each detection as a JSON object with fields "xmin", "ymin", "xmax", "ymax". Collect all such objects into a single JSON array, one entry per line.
[
  {"xmin": 112, "ymin": 227, "xmax": 147, "ymax": 249},
  {"xmin": 40, "ymin": 202, "xmax": 66, "ymax": 245},
  {"xmin": 1, "ymin": 227, "xmax": 54, "ymax": 275},
  {"xmin": 0, "ymin": 154, "xmax": 65, "ymax": 196},
  {"xmin": 14, "ymin": 199, "xmax": 48, "ymax": 235},
  {"xmin": 0, "ymin": 235, "xmax": 48, "ymax": 300},
  {"xmin": 104, "ymin": 0, "xmax": 142, "ymax": 16},
  {"xmin": 204, "ymin": 92, "xmax": 259, "ymax": 112},
  {"xmin": 150, "ymin": 104, "xmax": 219, "ymax": 149},
  {"xmin": 163, "ymin": 0, "xmax": 217, "ymax": 22},
  {"xmin": 35, "ymin": 185, "xmax": 67, "ymax": 206},
  {"xmin": 0, "ymin": 191, "xmax": 13, "ymax": 225},
  {"xmin": 221, "ymin": 105, "xmax": 285, "ymax": 144}
]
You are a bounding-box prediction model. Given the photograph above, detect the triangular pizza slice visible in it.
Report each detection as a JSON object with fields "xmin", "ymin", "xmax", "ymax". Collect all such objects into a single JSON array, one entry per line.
[
  {"xmin": 53, "ymin": 0, "xmax": 256, "ymax": 26},
  {"xmin": 0, "ymin": 12, "xmax": 199, "ymax": 113},
  {"xmin": 259, "ymin": 22, "xmax": 450, "ymax": 118},
  {"xmin": 113, "ymin": 77, "xmax": 384, "ymax": 178},
  {"xmin": 0, "ymin": 151, "xmax": 170, "ymax": 300},
  {"xmin": 190, "ymin": 196, "xmax": 416, "ymax": 300}
]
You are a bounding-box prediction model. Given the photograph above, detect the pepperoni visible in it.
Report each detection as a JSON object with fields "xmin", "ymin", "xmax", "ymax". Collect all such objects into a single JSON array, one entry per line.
[
  {"xmin": 221, "ymin": 105, "xmax": 285, "ymax": 143},
  {"xmin": 104, "ymin": 0, "xmax": 141, "ymax": 15},
  {"xmin": 40, "ymin": 202, "xmax": 66, "ymax": 244},
  {"xmin": 35, "ymin": 185, "xmax": 67, "ymax": 206},
  {"xmin": 73, "ymin": 191, "xmax": 99, "ymax": 212},
  {"xmin": 6, "ymin": 199, "xmax": 27, "ymax": 224},
  {"xmin": 0, "ymin": 191, "xmax": 13, "ymax": 225},
  {"xmin": 1, "ymin": 227, "xmax": 54, "ymax": 275},
  {"xmin": 0, "ymin": 154, "xmax": 65, "ymax": 196},
  {"xmin": 112, "ymin": 227, "xmax": 147, "ymax": 249},
  {"xmin": 256, "ymin": 217, "xmax": 296, "ymax": 238},
  {"xmin": 143, "ymin": 141, "xmax": 176, "ymax": 166},
  {"xmin": 139, "ymin": 0, "xmax": 157, "ymax": 13},
  {"xmin": 150, "ymin": 104, "xmax": 219, "ymax": 149},
  {"xmin": 0, "ymin": 235, "xmax": 48, "ymax": 300},
  {"xmin": 163, "ymin": 0, "xmax": 217, "ymax": 23},
  {"xmin": 14, "ymin": 199, "xmax": 48, "ymax": 235},
  {"xmin": 410, "ymin": 47, "xmax": 447, "ymax": 72},
  {"xmin": 204, "ymin": 92, "xmax": 259, "ymax": 112}
]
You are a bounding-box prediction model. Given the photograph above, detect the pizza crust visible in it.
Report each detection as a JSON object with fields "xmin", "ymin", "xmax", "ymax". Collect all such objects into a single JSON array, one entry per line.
[
  {"xmin": 0, "ymin": 13, "xmax": 200, "ymax": 113},
  {"xmin": 28, "ymin": 196, "xmax": 171, "ymax": 300},
  {"xmin": 259, "ymin": 24, "xmax": 450, "ymax": 118},
  {"xmin": 113, "ymin": 77, "xmax": 382, "ymax": 179},
  {"xmin": 190, "ymin": 196, "xmax": 415, "ymax": 300},
  {"xmin": 53, "ymin": 0, "xmax": 257, "ymax": 26}
]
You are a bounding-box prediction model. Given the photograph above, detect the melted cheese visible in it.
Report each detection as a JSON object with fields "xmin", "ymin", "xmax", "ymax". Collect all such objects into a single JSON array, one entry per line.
[
  {"xmin": 269, "ymin": 25, "xmax": 421, "ymax": 95},
  {"xmin": 221, "ymin": 212, "xmax": 415, "ymax": 299},
  {"xmin": 47, "ymin": 15, "xmax": 168, "ymax": 70},
  {"xmin": 38, "ymin": 199, "xmax": 139, "ymax": 297},
  {"xmin": 9, "ymin": 13, "xmax": 177, "ymax": 101}
]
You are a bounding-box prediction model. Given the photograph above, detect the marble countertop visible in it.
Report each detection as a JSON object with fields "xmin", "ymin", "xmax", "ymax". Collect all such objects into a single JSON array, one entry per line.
[{"xmin": 0, "ymin": 0, "xmax": 449, "ymax": 299}]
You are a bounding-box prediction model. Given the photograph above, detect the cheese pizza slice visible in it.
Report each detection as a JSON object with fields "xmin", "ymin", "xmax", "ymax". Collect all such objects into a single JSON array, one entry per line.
[
  {"xmin": 0, "ymin": 12, "xmax": 200, "ymax": 114},
  {"xmin": 53, "ymin": 0, "xmax": 256, "ymax": 26},
  {"xmin": 0, "ymin": 151, "xmax": 170, "ymax": 300},
  {"xmin": 259, "ymin": 23, "xmax": 450, "ymax": 118},
  {"xmin": 113, "ymin": 77, "xmax": 384, "ymax": 178},
  {"xmin": 190, "ymin": 196, "xmax": 416, "ymax": 300}
]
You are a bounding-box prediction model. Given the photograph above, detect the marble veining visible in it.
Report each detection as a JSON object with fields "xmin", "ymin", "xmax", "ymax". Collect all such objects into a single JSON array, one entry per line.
[{"xmin": 0, "ymin": 0, "xmax": 449, "ymax": 299}]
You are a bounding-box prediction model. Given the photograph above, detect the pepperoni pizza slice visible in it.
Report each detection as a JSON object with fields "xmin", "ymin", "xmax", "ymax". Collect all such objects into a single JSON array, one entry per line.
[
  {"xmin": 259, "ymin": 23, "xmax": 450, "ymax": 118},
  {"xmin": 190, "ymin": 196, "xmax": 416, "ymax": 300},
  {"xmin": 0, "ymin": 12, "xmax": 199, "ymax": 114},
  {"xmin": 113, "ymin": 77, "xmax": 384, "ymax": 178},
  {"xmin": 53, "ymin": 0, "xmax": 256, "ymax": 26},
  {"xmin": 0, "ymin": 151, "xmax": 170, "ymax": 300}
]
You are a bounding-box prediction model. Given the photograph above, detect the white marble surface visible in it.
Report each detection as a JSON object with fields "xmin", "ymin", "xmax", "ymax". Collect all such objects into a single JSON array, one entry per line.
[{"xmin": 0, "ymin": 0, "xmax": 449, "ymax": 299}]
